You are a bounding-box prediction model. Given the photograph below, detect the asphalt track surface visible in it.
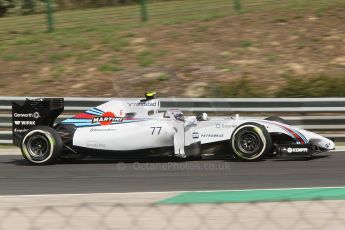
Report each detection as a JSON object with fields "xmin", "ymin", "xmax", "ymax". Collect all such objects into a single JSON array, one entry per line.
[{"xmin": 0, "ymin": 151, "xmax": 345, "ymax": 195}]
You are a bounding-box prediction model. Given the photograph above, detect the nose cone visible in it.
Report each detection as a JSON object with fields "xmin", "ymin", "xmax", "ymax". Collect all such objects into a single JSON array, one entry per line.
[
  {"xmin": 299, "ymin": 129, "xmax": 335, "ymax": 151},
  {"xmin": 322, "ymin": 137, "xmax": 335, "ymax": 150},
  {"xmin": 310, "ymin": 136, "xmax": 335, "ymax": 150}
]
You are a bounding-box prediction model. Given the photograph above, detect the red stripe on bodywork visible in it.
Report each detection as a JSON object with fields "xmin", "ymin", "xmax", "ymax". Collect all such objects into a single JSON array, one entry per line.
[
  {"xmin": 73, "ymin": 113, "xmax": 95, "ymax": 119},
  {"xmin": 265, "ymin": 120, "xmax": 305, "ymax": 144},
  {"xmin": 283, "ymin": 126, "xmax": 305, "ymax": 144}
]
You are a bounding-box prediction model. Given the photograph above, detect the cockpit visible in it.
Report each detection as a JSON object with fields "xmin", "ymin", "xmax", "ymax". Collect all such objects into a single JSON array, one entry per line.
[{"xmin": 164, "ymin": 109, "xmax": 185, "ymax": 122}]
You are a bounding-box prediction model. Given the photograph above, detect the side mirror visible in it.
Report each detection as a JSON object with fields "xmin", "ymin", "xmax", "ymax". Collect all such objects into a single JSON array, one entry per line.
[{"xmin": 196, "ymin": 112, "xmax": 208, "ymax": 121}]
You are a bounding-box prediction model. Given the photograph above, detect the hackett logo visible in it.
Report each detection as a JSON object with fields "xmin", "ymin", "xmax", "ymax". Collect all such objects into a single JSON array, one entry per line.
[{"xmin": 92, "ymin": 112, "xmax": 123, "ymax": 126}]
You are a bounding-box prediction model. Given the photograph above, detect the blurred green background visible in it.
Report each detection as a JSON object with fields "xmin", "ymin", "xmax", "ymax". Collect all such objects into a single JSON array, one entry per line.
[{"xmin": 0, "ymin": 0, "xmax": 344, "ymax": 97}]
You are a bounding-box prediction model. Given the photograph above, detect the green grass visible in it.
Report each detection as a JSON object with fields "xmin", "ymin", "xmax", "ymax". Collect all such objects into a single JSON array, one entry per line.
[
  {"xmin": 196, "ymin": 25, "xmax": 209, "ymax": 32},
  {"xmin": 276, "ymin": 75, "xmax": 345, "ymax": 97},
  {"xmin": 74, "ymin": 50, "xmax": 99, "ymax": 64},
  {"xmin": 158, "ymin": 73, "xmax": 170, "ymax": 81},
  {"xmin": 14, "ymin": 36, "xmax": 41, "ymax": 45},
  {"xmin": 110, "ymin": 38, "xmax": 129, "ymax": 51},
  {"xmin": 0, "ymin": 0, "xmax": 345, "ymax": 97},
  {"xmin": 98, "ymin": 64, "xmax": 120, "ymax": 72},
  {"xmin": 267, "ymin": 53, "xmax": 278, "ymax": 63},
  {"xmin": 98, "ymin": 63, "xmax": 122, "ymax": 72},
  {"xmin": 240, "ymin": 40, "xmax": 253, "ymax": 48},
  {"xmin": 75, "ymin": 39, "xmax": 93, "ymax": 49},
  {"xmin": 0, "ymin": 1, "xmax": 340, "ymax": 42},
  {"xmin": 166, "ymin": 31, "xmax": 181, "ymax": 39},
  {"xmin": 207, "ymin": 77, "xmax": 264, "ymax": 98},
  {"xmin": 1, "ymin": 54, "xmax": 18, "ymax": 61},
  {"xmin": 98, "ymin": 57, "xmax": 122, "ymax": 72},
  {"xmin": 207, "ymin": 75, "xmax": 345, "ymax": 98},
  {"xmin": 48, "ymin": 51, "xmax": 73, "ymax": 63},
  {"xmin": 51, "ymin": 65, "xmax": 66, "ymax": 79},
  {"xmin": 2, "ymin": 0, "xmax": 343, "ymax": 39},
  {"xmin": 156, "ymin": 49, "xmax": 168, "ymax": 57},
  {"xmin": 137, "ymin": 50, "xmax": 155, "ymax": 67}
]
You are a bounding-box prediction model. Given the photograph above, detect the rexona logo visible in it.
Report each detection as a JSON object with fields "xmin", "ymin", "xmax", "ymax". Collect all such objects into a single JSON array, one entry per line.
[
  {"xmin": 287, "ymin": 147, "xmax": 309, "ymax": 153},
  {"xmin": 14, "ymin": 120, "xmax": 36, "ymax": 126},
  {"xmin": 92, "ymin": 112, "xmax": 123, "ymax": 126}
]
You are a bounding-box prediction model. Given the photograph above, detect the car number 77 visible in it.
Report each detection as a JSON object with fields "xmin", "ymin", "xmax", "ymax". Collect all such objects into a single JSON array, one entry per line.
[{"xmin": 150, "ymin": 126, "xmax": 162, "ymax": 135}]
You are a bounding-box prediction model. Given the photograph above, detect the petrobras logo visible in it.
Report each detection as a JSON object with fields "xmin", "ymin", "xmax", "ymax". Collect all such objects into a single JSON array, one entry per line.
[
  {"xmin": 13, "ymin": 112, "xmax": 40, "ymax": 119},
  {"xmin": 127, "ymin": 102, "xmax": 157, "ymax": 107},
  {"xmin": 201, "ymin": 134, "xmax": 224, "ymax": 138},
  {"xmin": 14, "ymin": 120, "xmax": 36, "ymax": 126},
  {"xmin": 92, "ymin": 112, "xmax": 123, "ymax": 126},
  {"xmin": 287, "ymin": 147, "xmax": 309, "ymax": 153},
  {"xmin": 192, "ymin": 132, "xmax": 199, "ymax": 139}
]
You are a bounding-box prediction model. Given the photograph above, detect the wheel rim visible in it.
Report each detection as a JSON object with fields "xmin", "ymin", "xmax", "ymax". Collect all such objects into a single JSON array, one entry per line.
[
  {"xmin": 238, "ymin": 131, "xmax": 260, "ymax": 154},
  {"xmin": 27, "ymin": 135, "xmax": 50, "ymax": 159}
]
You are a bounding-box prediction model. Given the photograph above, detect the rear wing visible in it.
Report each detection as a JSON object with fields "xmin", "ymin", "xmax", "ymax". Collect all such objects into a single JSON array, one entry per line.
[{"xmin": 12, "ymin": 98, "xmax": 64, "ymax": 146}]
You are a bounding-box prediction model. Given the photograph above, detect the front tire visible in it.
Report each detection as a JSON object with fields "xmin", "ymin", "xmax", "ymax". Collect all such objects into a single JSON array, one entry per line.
[
  {"xmin": 231, "ymin": 122, "xmax": 272, "ymax": 161},
  {"xmin": 21, "ymin": 126, "xmax": 63, "ymax": 165}
]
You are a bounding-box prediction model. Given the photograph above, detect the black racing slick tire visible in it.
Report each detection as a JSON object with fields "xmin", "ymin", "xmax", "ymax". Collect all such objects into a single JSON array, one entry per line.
[
  {"xmin": 231, "ymin": 122, "xmax": 272, "ymax": 161},
  {"xmin": 264, "ymin": 116, "xmax": 289, "ymax": 125},
  {"xmin": 21, "ymin": 126, "xmax": 63, "ymax": 165}
]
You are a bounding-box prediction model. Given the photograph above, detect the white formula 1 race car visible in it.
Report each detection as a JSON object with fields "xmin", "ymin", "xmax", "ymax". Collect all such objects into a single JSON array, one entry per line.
[{"xmin": 12, "ymin": 92, "xmax": 335, "ymax": 165}]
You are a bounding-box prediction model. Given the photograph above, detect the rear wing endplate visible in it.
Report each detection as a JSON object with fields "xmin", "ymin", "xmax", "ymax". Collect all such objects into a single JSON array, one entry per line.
[{"xmin": 12, "ymin": 98, "xmax": 64, "ymax": 146}]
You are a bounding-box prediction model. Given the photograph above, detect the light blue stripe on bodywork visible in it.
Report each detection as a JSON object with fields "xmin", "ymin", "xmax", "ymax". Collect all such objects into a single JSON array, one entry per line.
[
  {"xmin": 293, "ymin": 129, "xmax": 308, "ymax": 143},
  {"xmin": 61, "ymin": 118, "xmax": 151, "ymax": 127},
  {"xmin": 91, "ymin": 107, "xmax": 104, "ymax": 113},
  {"xmin": 86, "ymin": 109, "xmax": 103, "ymax": 115},
  {"xmin": 261, "ymin": 120, "xmax": 309, "ymax": 144},
  {"xmin": 61, "ymin": 119, "xmax": 93, "ymax": 123}
]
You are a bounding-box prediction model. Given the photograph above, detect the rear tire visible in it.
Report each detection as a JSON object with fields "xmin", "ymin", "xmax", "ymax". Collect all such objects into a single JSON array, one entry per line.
[
  {"xmin": 21, "ymin": 126, "xmax": 63, "ymax": 165},
  {"xmin": 231, "ymin": 122, "xmax": 272, "ymax": 161}
]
